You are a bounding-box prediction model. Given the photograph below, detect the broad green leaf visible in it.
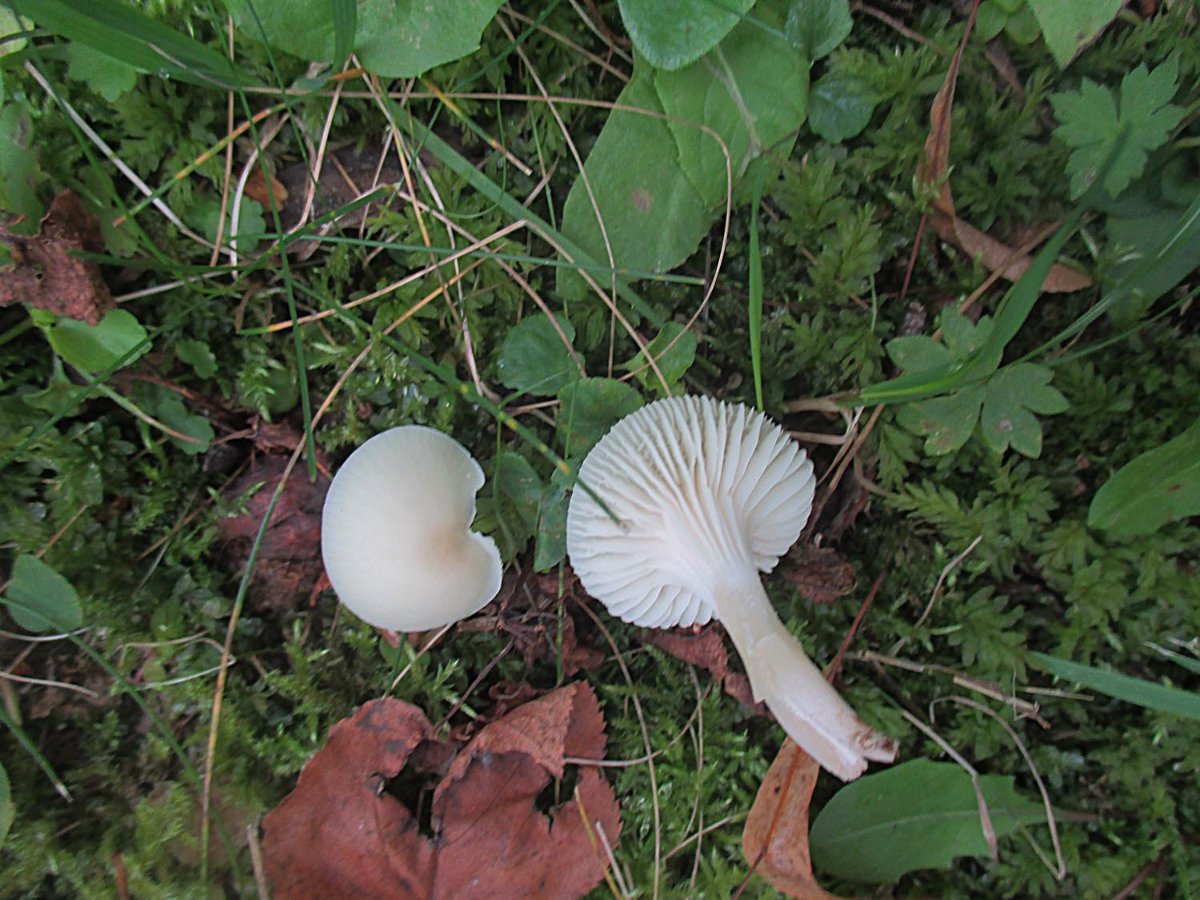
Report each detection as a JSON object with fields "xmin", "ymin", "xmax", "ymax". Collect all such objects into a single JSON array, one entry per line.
[
  {"xmin": 617, "ymin": 0, "xmax": 754, "ymax": 70},
  {"xmin": 1033, "ymin": 653, "xmax": 1200, "ymax": 720},
  {"xmin": 656, "ymin": 8, "xmax": 808, "ymax": 206},
  {"xmin": 556, "ymin": 378, "xmax": 643, "ymax": 459},
  {"xmin": 0, "ymin": 103, "xmax": 41, "ymax": 225},
  {"xmin": 0, "ymin": 9, "xmax": 31, "ymax": 57},
  {"xmin": 559, "ymin": 0, "xmax": 806, "ymax": 296},
  {"xmin": 41, "ymin": 309, "xmax": 149, "ymax": 373},
  {"xmin": 557, "ymin": 70, "xmax": 708, "ymax": 297},
  {"xmin": 1088, "ymin": 418, "xmax": 1200, "ymax": 538},
  {"xmin": 885, "ymin": 335, "xmax": 953, "ymax": 373},
  {"xmin": 224, "ymin": 0, "xmax": 505, "ymax": 78},
  {"xmin": 940, "ymin": 309, "xmax": 992, "ymax": 360},
  {"xmin": 1106, "ymin": 202, "xmax": 1200, "ymax": 324},
  {"xmin": 978, "ymin": 363, "xmax": 1067, "ymax": 458},
  {"xmin": 3, "ymin": 554, "xmax": 83, "ymax": 632},
  {"xmin": 64, "ymin": 42, "xmax": 138, "ymax": 102},
  {"xmin": 330, "ymin": 0, "xmax": 356, "ymax": 64},
  {"xmin": 626, "ymin": 321, "xmax": 697, "ymax": 395},
  {"xmin": 192, "ymin": 196, "xmax": 266, "ymax": 254},
  {"xmin": 14, "ymin": 0, "xmax": 250, "ymax": 88},
  {"xmin": 785, "ymin": 0, "xmax": 852, "ymax": 62},
  {"xmin": 1025, "ymin": 0, "xmax": 1123, "ymax": 68},
  {"xmin": 135, "ymin": 383, "xmax": 214, "ymax": 455},
  {"xmin": 0, "ymin": 760, "xmax": 12, "ymax": 847},
  {"xmin": 895, "ymin": 383, "xmax": 984, "ymax": 456},
  {"xmin": 496, "ymin": 314, "xmax": 580, "ymax": 398},
  {"xmin": 810, "ymin": 759, "xmax": 1044, "ymax": 883},
  {"xmin": 1050, "ymin": 58, "xmax": 1184, "ymax": 200},
  {"xmin": 485, "ymin": 451, "xmax": 543, "ymax": 561},
  {"xmin": 809, "ymin": 70, "xmax": 877, "ymax": 143}
]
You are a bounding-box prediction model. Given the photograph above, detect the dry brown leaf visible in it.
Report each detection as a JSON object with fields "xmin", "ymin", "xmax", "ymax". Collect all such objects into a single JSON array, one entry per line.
[
  {"xmin": 917, "ymin": 13, "xmax": 1090, "ymax": 293},
  {"xmin": 645, "ymin": 626, "xmax": 769, "ymax": 714},
  {"xmin": 783, "ymin": 547, "xmax": 857, "ymax": 606},
  {"xmin": 742, "ymin": 739, "xmax": 846, "ymax": 900},
  {"xmin": 263, "ymin": 683, "xmax": 620, "ymax": 900},
  {"xmin": 243, "ymin": 167, "xmax": 289, "ymax": 210},
  {"xmin": 0, "ymin": 190, "xmax": 114, "ymax": 324}
]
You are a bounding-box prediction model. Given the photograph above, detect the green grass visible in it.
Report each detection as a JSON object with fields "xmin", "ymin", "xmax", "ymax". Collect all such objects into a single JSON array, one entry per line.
[{"xmin": 0, "ymin": 1, "xmax": 1198, "ymax": 897}]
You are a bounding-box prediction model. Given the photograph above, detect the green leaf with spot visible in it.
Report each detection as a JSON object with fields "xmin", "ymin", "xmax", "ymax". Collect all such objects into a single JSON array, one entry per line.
[
  {"xmin": 617, "ymin": 0, "xmax": 754, "ymax": 70},
  {"xmin": 895, "ymin": 383, "xmax": 984, "ymax": 456},
  {"xmin": 810, "ymin": 759, "xmax": 1044, "ymax": 883},
  {"xmin": 3, "ymin": 554, "xmax": 83, "ymax": 633},
  {"xmin": 978, "ymin": 363, "xmax": 1067, "ymax": 458},
  {"xmin": 496, "ymin": 314, "xmax": 580, "ymax": 398},
  {"xmin": 1088, "ymin": 418, "xmax": 1200, "ymax": 538},
  {"xmin": 556, "ymin": 378, "xmax": 643, "ymax": 459}
]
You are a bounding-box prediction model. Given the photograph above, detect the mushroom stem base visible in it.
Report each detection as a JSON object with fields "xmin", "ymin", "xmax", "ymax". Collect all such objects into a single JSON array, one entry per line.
[{"xmin": 714, "ymin": 573, "xmax": 898, "ymax": 781}]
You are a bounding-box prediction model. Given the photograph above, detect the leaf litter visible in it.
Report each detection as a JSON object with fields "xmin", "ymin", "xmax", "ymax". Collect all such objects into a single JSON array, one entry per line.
[{"xmin": 262, "ymin": 681, "xmax": 620, "ymax": 899}]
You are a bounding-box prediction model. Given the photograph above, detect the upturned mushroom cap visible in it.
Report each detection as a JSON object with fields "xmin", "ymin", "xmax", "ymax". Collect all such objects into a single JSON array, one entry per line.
[
  {"xmin": 321, "ymin": 425, "xmax": 502, "ymax": 632},
  {"xmin": 566, "ymin": 395, "xmax": 814, "ymax": 627}
]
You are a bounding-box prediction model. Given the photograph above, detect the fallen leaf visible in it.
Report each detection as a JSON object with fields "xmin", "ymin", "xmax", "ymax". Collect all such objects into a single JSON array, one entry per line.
[
  {"xmin": 263, "ymin": 683, "xmax": 620, "ymax": 900},
  {"xmin": 742, "ymin": 739, "xmax": 844, "ymax": 900},
  {"xmin": 645, "ymin": 626, "xmax": 768, "ymax": 714},
  {"xmin": 783, "ymin": 547, "xmax": 857, "ymax": 606},
  {"xmin": 917, "ymin": 13, "xmax": 1089, "ymax": 293},
  {"xmin": 560, "ymin": 612, "xmax": 605, "ymax": 676},
  {"xmin": 0, "ymin": 190, "xmax": 114, "ymax": 324},
  {"xmin": 243, "ymin": 166, "xmax": 289, "ymax": 210},
  {"xmin": 217, "ymin": 456, "xmax": 330, "ymax": 612}
]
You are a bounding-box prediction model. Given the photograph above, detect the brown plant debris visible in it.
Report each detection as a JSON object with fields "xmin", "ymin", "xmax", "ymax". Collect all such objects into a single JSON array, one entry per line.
[
  {"xmin": 645, "ymin": 625, "xmax": 767, "ymax": 714},
  {"xmin": 917, "ymin": 12, "xmax": 1090, "ymax": 293},
  {"xmin": 0, "ymin": 190, "xmax": 114, "ymax": 324},
  {"xmin": 782, "ymin": 546, "xmax": 858, "ymax": 606},
  {"xmin": 262, "ymin": 682, "xmax": 620, "ymax": 900},
  {"xmin": 742, "ymin": 739, "xmax": 844, "ymax": 900},
  {"xmin": 217, "ymin": 456, "xmax": 329, "ymax": 612}
]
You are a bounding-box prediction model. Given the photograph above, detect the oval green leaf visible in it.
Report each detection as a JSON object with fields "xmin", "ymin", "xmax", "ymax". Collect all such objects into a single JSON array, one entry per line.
[
  {"xmin": 496, "ymin": 314, "xmax": 580, "ymax": 398},
  {"xmin": 3, "ymin": 554, "xmax": 83, "ymax": 633},
  {"xmin": 810, "ymin": 759, "xmax": 1044, "ymax": 883}
]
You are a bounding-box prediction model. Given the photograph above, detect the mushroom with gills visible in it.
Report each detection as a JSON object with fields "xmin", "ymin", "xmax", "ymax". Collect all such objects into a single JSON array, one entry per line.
[
  {"xmin": 566, "ymin": 395, "xmax": 897, "ymax": 781},
  {"xmin": 320, "ymin": 425, "xmax": 502, "ymax": 632}
]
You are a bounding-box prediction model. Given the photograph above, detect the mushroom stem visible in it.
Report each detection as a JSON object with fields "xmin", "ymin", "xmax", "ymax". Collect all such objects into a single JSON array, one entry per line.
[{"xmin": 713, "ymin": 571, "xmax": 898, "ymax": 781}]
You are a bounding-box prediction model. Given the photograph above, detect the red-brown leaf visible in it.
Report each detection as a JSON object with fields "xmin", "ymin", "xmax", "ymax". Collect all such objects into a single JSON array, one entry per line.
[{"xmin": 742, "ymin": 739, "xmax": 844, "ymax": 899}]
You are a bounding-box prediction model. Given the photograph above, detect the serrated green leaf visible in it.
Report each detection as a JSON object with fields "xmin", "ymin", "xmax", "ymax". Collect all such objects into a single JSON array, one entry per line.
[
  {"xmin": 42, "ymin": 309, "xmax": 149, "ymax": 373},
  {"xmin": 978, "ymin": 363, "xmax": 1066, "ymax": 457},
  {"xmin": 896, "ymin": 383, "xmax": 985, "ymax": 456},
  {"xmin": 3, "ymin": 554, "xmax": 83, "ymax": 632},
  {"xmin": 1033, "ymin": 653, "xmax": 1200, "ymax": 719},
  {"xmin": 810, "ymin": 759, "xmax": 1044, "ymax": 883},
  {"xmin": 1088, "ymin": 418, "xmax": 1200, "ymax": 538},
  {"xmin": 617, "ymin": 0, "xmax": 754, "ymax": 70},
  {"xmin": 1050, "ymin": 58, "xmax": 1184, "ymax": 200},
  {"xmin": 176, "ymin": 338, "xmax": 218, "ymax": 379},
  {"xmin": 1025, "ymin": 0, "xmax": 1123, "ymax": 68},
  {"xmin": 940, "ymin": 309, "xmax": 992, "ymax": 360},
  {"xmin": 556, "ymin": 378, "xmax": 643, "ymax": 459},
  {"xmin": 809, "ymin": 69, "xmax": 877, "ymax": 143},
  {"xmin": 225, "ymin": 0, "xmax": 504, "ymax": 78},
  {"xmin": 496, "ymin": 314, "xmax": 580, "ymax": 397},
  {"xmin": 625, "ymin": 321, "xmax": 697, "ymax": 395},
  {"xmin": 785, "ymin": 0, "xmax": 852, "ymax": 61},
  {"xmin": 64, "ymin": 42, "xmax": 138, "ymax": 102}
]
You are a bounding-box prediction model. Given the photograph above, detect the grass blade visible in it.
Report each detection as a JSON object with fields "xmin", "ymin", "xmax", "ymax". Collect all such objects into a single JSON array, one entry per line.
[{"xmin": 1033, "ymin": 653, "xmax": 1200, "ymax": 720}]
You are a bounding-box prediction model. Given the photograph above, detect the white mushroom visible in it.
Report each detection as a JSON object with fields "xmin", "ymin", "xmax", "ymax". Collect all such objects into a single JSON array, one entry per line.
[
  {"xmin": 321, "ymin": 425, "xmax": 502, "ymax": 632},
  {"xmin": 566, "ymin": 395, "xmax": 897, "ymax": 781}
]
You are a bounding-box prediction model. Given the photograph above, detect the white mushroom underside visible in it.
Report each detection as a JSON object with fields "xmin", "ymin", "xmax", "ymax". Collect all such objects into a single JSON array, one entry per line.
[{"xmin": 566, "ymin": 395, "xmax": 814, "ymax": 628}]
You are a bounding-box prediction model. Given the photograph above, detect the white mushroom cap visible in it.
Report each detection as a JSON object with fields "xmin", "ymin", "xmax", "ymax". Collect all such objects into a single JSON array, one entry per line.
[
  {"xmin": 321, "ymin": 425, "xmax": 502, "ymax": 632},
  {"xmin": 566, "ymin": 395, "xmax": 814, "ymax": 628}
]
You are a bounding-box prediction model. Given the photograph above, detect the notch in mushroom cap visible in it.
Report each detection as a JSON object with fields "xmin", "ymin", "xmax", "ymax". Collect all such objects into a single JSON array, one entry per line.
[
  {"xmin": 566, "ymin": 395, "xmax": 897, "ymax": 781},
  {"xmin": 321, "ymin": 425, "xmax": 502, "ymax": 632}
]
